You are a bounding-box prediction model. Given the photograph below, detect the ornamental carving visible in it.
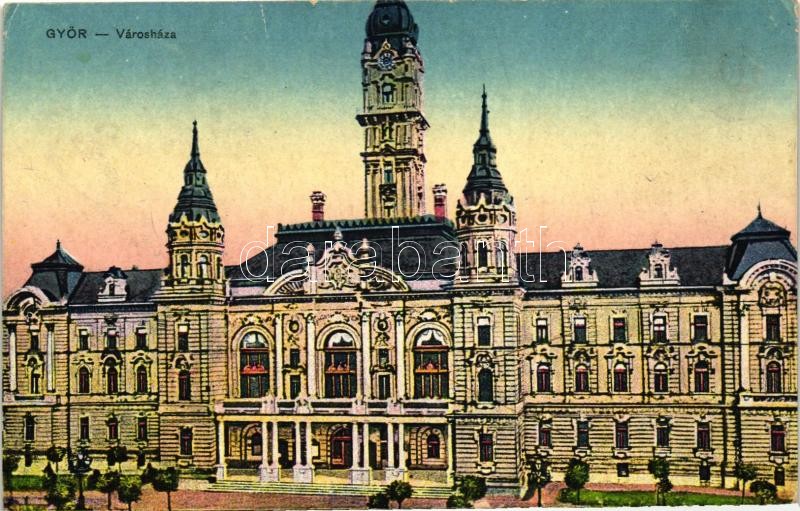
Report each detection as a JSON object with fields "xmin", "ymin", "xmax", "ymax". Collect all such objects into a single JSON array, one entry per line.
[{"xmin": 759, "ymin": 282, "xmax": 786, "ymax": 308}]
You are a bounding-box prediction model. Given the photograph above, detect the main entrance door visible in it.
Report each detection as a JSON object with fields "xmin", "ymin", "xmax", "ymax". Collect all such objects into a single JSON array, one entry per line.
[{"xmin": 330, "ymin": 426, "xmax": 352, "ymax": 468}]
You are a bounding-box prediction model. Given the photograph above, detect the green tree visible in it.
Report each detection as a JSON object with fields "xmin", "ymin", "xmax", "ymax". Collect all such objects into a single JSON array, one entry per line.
[
  {"xmin": 564, "ymin": 458, "xmax": 590, "ymax": 504},
  {"xmin": 118, "ymin": 475, "xmax": 144, "ymax": 511},
  {"xmin": 42, "ymin": 462, "xmax": 57, "ymax": 492},
  {"xmin": 367, "ymin": 491, "xmax": 390, "ymax": 509},
  {"xmin": 455, "ymin": 475, "xmax": 487, "ymax": 502},
  {"xmin": 107, "ymin": 445, "xmax": 130, "ymax": 471},
  {"xmin": 657, "ymin": 476, "xmax": 674, "ymax": 505},
  {"xmin": 87, "ymin": 468, "xmax": 102, "ymax": 490},
  {"xmin": 647, "ymin": 458, "xmax": 671, "ymax": 505},
  {"xmin": 151, "ymin": 466, "xmax": 180, "ymax": 511},
  {"xmin": 46, "ymin": 446, "xmax": 66, "ymax": 474},
  {"xmin": 140, "ymin": 462, "xmax": 156, "ymax": 485},
  {"xmin": 527, "ymin": 456, "xmax": 551, "ymax": 507},
  {"xmin": 446, "ymin": 493, "xmax": 473, "ymax": 508},
  {"xmin": 3, "ymin": 452, "xmax": 21, "ymax": 505},
  {"xmin": 750, "ymin": 479, "xmax": 778, "ymax": 505},
  {"xmin": 734, "ymin": 462, "xmax": 758, "ymax": 504},
  {"xmin": 96, "ymin": 470, "xmax": 121, "ymax": 510},
  {"xmin": 385, "ymin": 480, "xmax": 414, "ymax": 509},
  {"xmin": 45, "ymin": 475, "xmax": 77, "ymax": 510}
]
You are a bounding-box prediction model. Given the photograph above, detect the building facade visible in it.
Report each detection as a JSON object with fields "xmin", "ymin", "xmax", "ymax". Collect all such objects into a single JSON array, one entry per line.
[{"xmin": 3, "ymin": 0, "xmax": 797, "ymax": 498}]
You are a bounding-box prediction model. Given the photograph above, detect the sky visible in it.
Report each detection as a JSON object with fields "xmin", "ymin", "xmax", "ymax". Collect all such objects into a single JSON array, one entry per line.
[{"xmin": 2, "ymin": 0, "xmax": 797, "ymax": 295}]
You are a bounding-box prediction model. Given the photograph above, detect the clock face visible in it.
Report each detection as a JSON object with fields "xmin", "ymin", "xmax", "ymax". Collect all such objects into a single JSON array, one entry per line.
[{"xmin": 377, "ymin": 51, "xmax": 395, "ymax": 71}]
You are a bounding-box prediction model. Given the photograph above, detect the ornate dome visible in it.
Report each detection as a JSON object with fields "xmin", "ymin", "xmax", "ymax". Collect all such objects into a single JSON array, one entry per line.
[{"xmin": 365, "ymin": 0, "xmax": 418, "ymax": 50}]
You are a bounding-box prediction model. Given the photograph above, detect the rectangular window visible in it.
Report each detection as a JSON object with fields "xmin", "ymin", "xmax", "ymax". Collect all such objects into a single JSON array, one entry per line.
[
  {"xmin": 536, "ymin": 319, "xmax": 548, "ymax": 343},
  {"xmin": 289, "ymin": 348, "xmax": 301, "ymax": 369},
  {"xmin": 137, "ymin": 417, "xmax": 148, "ymax": 441},
  {"xmin": 80, "ymin": 417, "xmax": 90, "ymax": 441},
  {"xmin": 656, "ymin": 424, "xmax": 670, "ymax": 447},
  {"xmin": 177, "ymin": 326, "xmax": 189, "ymax": 352},
  {"xmin": 613, "ymin": 318, "xmax": 627, "ymax": 342},
  {"xmin": 378, "ymin": 348, "xmax": 390, "ymax": 367},
  {"xmin": 479, "ymin": 433, "xmax": 493, "ymax": 462},
  {"xmin": 289, "ymin": 375, "xmax": 301, "ymax": 399},
  {"xmin": 180, "ymin": 429, "xmax": 193, "ymax": 456},
  {"xmin": 573, "ymin": 317, "xmax": 586, "ymax": 343},
  {"xmin": 79, "ymin": 330, "xmax": 89, "ymax": 350},
  {"xmin": 106, "ymin": 329, "xmax": 117, "ymax": 350},
  {"xmin": 696, "ymin": 423, "xmax": 711, "ymax": 450},
  {"xmin": 30, "ymin": 332, "xmax": 40, "ymax": 352},
  {"xmin": 539, "ymin": 423, "xmax": 552, "ymax": 448},
  {"xmin": 477, "ymin": 318, "xmax": 491, "ymax": 346},
  {"xmin": 24, "ymin": 416, "xmax": 35, "ymax": 441},
  {"xmin": 693, "ymin": 315, "xmax": 709, "ymax": 342},
  {"xmin": 615, "ymin": 422, "xmax": 629, "ymax": 449},
  {"xmin": 775, "ymin": 467, "xmax": 785, "ymax": 487},
  {"xmin": 30, "ymin": 374, "xmax": 40, "ymax": 394},
  {"xmin": 108, "ymin": 419, "xmax": 119, "ymax": 441},
  {"xmin": 653, "ymin": 316, "xmax": 667, "ymax": 343},
  {"xmin": 617, "ymin": 463, "xmax": 629, "ymax": 477},
  {"xmin": 378, "ymin": 374, "xmax": 391, "ymax": 400},
  {"xmin": 699, "ymin": 464, "xmax": 711, "ymax": 482},
  {"xmin": 577, "ymin": 421, "xmax": 590, "ymax": 448},
  {"xmin": 136, "ymin": 329, "xmax": 147, "ymax": 350},
  {"xmin": 766, "ymin": 315, "xmax": 781, "ymax": 341},
  {"xmin": 771, "ymin": 425, "xmax": 786, "ymax": 452}
]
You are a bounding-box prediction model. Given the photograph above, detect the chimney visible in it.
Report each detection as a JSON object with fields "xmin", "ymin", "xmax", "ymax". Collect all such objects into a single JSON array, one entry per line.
[
  {"xmin": 433, "ymin": 184, "xmax": 447, "ymax": 220},
  {"xmin": 310, "ymin": 191, "xmax": 326, "ymax": 222}
]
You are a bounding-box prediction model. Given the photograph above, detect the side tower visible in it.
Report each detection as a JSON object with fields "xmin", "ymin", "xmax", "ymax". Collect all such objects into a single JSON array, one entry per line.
[
  {"xmin": 455, "ymin": 89, "xmax": 517, "ymax": 284},
  {"xmin": 156, "ymin": 121, "xmax": 226, "ymax": 301},
  {"xmin": 358, "ymin": 0, "xmax": 429, "ymax": 219}
]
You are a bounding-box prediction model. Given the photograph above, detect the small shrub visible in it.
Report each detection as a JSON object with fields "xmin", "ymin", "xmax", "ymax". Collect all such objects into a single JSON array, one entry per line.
[
  {"xmin": 367, "ymin": 491, "xmax": 390, "ymax": 509},
  {"xmin": 446, "ymin": 493, "xmax": 473, "ymax": 508}
]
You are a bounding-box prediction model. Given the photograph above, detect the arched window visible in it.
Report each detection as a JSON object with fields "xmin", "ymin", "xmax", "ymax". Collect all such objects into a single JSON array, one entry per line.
[
  {"xmin": 653, "ymin": 363, "xmax": 668, "ymax": 393},
  {"xmin": 240, "ymin": 332, "xmax": 270, "ymax": 398},
  {"xmin": 414, "ymin": 329, "xmax": 449, "ymax": 399},
  {"xmin": 178, "ymin": 370, "xmax": 191, "ymax": 401},
  {"xmin": 460, "ymin": 243, "xmax": 469, "ymax": 274},
  {"xmin": 324, "ymin": 331, "xmax": 357, "ymax": 398},
  {"xmin": 694, "ymin": 360, "xmax": 709, "ymax": 393},
  {"xmin": 78, "ymin": 367, "xmax": 90, "ymax": 394},
  {"xmin": 478, "ymin": 368, "xmax": 494, "ymax": 402},
  {"xmin": 382, "ymin": 83, "xmax": 395, "ymax": 103},
  {"xmin": 613, "ymin": 363, "xmax": 628, "ymax": 392},
  {"xmin": 197, "ymin": 255, "xmax": 209, "ymax": 279},
  {"xmin": 427, "ymin": 433, "xmax": 441, "ymax": 459},
  {"xmin": 574, "ymin": 266, "xmax": 584, "ymax": 281},
  {"xmin": 495, "ymin": 241, "xmax": 508, "ymax": 275},
  {"xmin": 180, "ymin": 428, "xmax": 193, "ymax": 456},
  {"xmin": 766, "ymin": 361, "xmax": 782, "ymax": 393},
  {"xmin": 106, "ymin": 364, "xmax": 118, "ymax": 394},
  {"xmin": 536, "ymin": 364, "xmax": 551, "ymax": 392},
  {"xmin": 477, "ymin": 241, "xmax": 489, "ymax": 268},
  {"xmin": 574, "ymin": 365, "xmax": 589, "ymax": 393},
  {"xmin": 136, "ymin": 366, "xmax": 148, "ymax": 394},
  {"xmin": 179, "ymin": 254, "xmax": 190, "ymax": 278}
]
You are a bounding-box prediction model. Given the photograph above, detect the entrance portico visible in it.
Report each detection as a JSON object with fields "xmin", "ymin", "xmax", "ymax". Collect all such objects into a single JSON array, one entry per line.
[{"xmin": 215, "ymin": 413, "xmax": 452, "ymax": 486}]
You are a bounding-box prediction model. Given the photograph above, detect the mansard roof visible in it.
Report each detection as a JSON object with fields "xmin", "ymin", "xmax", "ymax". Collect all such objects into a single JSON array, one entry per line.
[
  {"xmin": 69, "ymin": 269, "xmax": 162, "ymax": 305},
  {"xmin": 518, "ymin": 245, "xmax": 729, "ymax": 292},
  {"xmin": 726, "ymin": 210, "xmax": 796, "ymax": 280},
  {"xmin": 25, "ymin": 240, "xmax": 85, "ymax": 300}
]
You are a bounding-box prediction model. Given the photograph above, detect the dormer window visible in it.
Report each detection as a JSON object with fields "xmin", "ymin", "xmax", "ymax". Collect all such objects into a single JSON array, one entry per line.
[
  {"xmin": 640, "ymin": 242, "xmax": 679, "ymax": 286},
  {"xmin": 99, "ymin": 266, "xmax": 128, "ymax": 302},
  {"xmin": 562, "ymin": 244, "xmax": 598, "ymax": 287}
]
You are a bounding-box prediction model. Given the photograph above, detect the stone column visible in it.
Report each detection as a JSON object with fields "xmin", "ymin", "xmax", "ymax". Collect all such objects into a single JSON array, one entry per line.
[
  {"xmin": 398, "ymin": 423, "xmax": 406, "ymax": 470},
  {"xmin": 350, "ymin": 422, "xmax": 370, "ymax": 484},
  {"xmin": 305, "ymin": 421, "xmax": 313, "ymax": 468},
  {"xmin": 259, "ymin": 421, "xmax": 279, "ymax": 482},
  {"xmin": 46, "ymin": 325, "xmax": 55, "ymax": 392},
  {"xmin": 361, "ymin": 313, "xmax": 372, "ymax": 399},
  {"xmin": 387, "ymin": 423, "xmax": 395, "ymax": 469},
  {"xmin": 275, "ymin": 315, "xmax": 284, "ymax": 399},
  {"xmin": 395, "ymin": 314, "xmax": 406, "ymax": 400},
  {"xmin": 8, "ymin": 327, "xmax": 17, "ymax": 391},
  {"xmin": 305, "ymin": 315, "xmax": 317, "ymax": 398},
  {"xmin": 293, "ymin": 421, "xmax": 313, "ymax": 483},
  {"xmin": 271, "ymin": 421, "xmax": 280, "ymax": 467},
  {"xmin": 215, "ymin": 420, "xmax": 226, "ymax": 480},
  {"xmin": 740, "ymin": 307, "xmax": 750, "ymax": 391},
  {"xmin": 446, "ymin": 422, "xmax": 455, "ymax": 485}
]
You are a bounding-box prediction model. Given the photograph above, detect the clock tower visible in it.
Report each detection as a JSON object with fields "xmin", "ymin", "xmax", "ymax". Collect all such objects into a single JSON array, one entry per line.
[{"xmin": 357, "ymin": 0, "xmax": 429, "ymax": 219}]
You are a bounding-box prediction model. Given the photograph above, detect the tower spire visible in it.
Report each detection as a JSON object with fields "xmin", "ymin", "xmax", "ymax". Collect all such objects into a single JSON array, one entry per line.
[
  {"xmin": 476, "ymin": 85, "xmax": 494, "ymax": 148},
  {"xmin": 463, "ymin": 88, "xmax": 505, "ymax": 195},
  {"xmin": 191, "ymin": 120, "xmax": 200, "ymax": 159}
]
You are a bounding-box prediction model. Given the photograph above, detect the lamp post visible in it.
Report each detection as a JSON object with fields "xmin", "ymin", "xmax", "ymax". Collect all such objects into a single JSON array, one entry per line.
[{"xmin": 68, "ymin": 448, "xmax": 92, "ymax": 510}]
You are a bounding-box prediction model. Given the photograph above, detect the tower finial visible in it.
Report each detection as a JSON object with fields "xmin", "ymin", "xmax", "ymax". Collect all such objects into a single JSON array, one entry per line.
[
  {"xmin": 191, "ymin": 120, "xmax": 199, "ymax": 158},
  {"xmin": 56, "ymin": 239, "xmax": 61, "ymax": 250},
  {"xmin": 480, "ymin": 85, "xmax": 489, "ymax": 135},
  {"xmin": 757, "ymin": 201, "xmax": 762, "ymax": 218}
]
